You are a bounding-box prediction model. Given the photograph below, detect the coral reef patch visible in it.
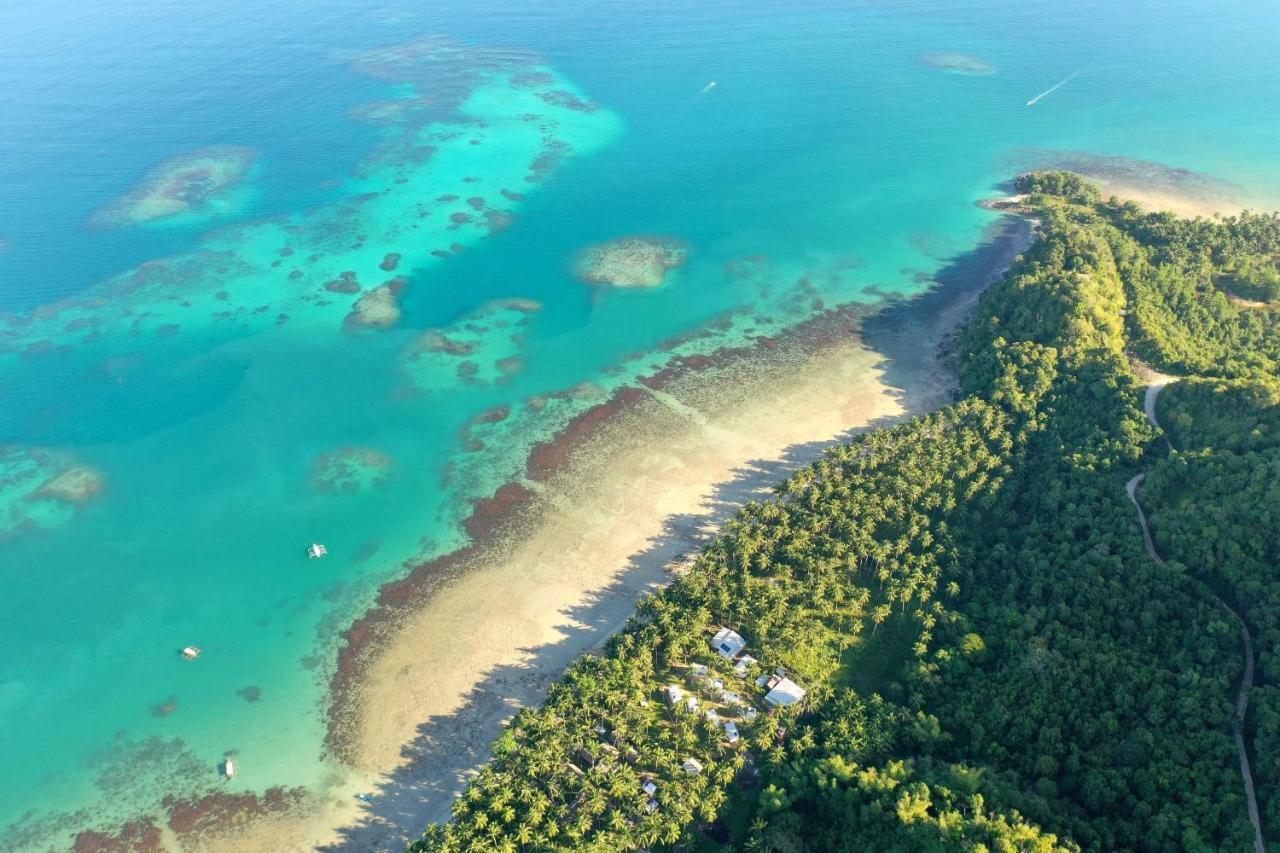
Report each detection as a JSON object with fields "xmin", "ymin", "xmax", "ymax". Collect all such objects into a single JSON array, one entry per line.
[
  {"xmin": 573, "ymin": 236, "xmax": 691, "ymax": 288},
  {"xmin": 344, "ymin": 277, "xmax": 407, "ymax": 330},
  {"xmin": 0, "ymin": 447, "xmax": 104, "ymax": 538},
  {"xmin": 34, "ymin": 466, "xmax": 105, "ymax": 503},
  {"xmin": 72, "ymin": 818, "xmax": 164, "ymax": 853},
  {"xmin": 311, "ymin": 447, "xmax": 393, "ymax": 494},
  {"xmin": 401, "ymin": 298, "xmax": 542, "ymax": 394},
  {"xmin": 90, "ymin": 146, "xmax": 256, "ymax": 229},
  {"xmin": 921, "ymin": 52, "xmax": 996, "ymax": 76},
  {"xmin": 163, "ymin": 786, "xmax": 306, "ymax": 841},
  {"xmin": 0, "ymin": 37, "xmax": 621, "ymax": 376}
]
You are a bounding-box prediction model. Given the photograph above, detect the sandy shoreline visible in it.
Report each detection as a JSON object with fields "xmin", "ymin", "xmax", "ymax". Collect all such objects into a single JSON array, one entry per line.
[
  {"xmin": 122, "ymin": 215, "xmax": 1031, "ymax": 853},
  {"xmin": 314, "ymin": 217, "xmax": 1032, "ymax": 851},
  {"xmin": 1090, "ymin": 181, "xmax": 1251, "ymax": 220},
  {"xmin": 1003, "ymin": 148, "xmax": 1277, "ymax": 220}
]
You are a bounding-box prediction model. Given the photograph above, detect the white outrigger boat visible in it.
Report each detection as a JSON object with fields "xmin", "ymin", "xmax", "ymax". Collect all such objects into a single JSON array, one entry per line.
[
  {"xmin": 307, "ymin": 543, "xmax": 328, "ymax": 559},
  {"xmin": 180, "ymin": 646, "xmax": 202, "ymax": 660},
  {"xmin": 221, "ymin": 754, "xmax": 237, "ymax": 779}
]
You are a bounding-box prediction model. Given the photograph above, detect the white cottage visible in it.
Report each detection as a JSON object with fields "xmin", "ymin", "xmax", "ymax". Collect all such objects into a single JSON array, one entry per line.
[
  {"xmin": 763, "ymin": 674, "xmax": 807, "ymax": 708},
  {"xmin": 682, "ymin": 758, "xmax": 705, "ymax": 775},
  {"xmin": 711, "ymin": 627, "xmax": 746, "ymax": 659}
]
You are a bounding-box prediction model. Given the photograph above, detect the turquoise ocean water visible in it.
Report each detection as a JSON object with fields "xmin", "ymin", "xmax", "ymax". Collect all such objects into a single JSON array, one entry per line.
[{"xmin": 2, "ymin": 0, "xmax": 1279, "ymax": 845}]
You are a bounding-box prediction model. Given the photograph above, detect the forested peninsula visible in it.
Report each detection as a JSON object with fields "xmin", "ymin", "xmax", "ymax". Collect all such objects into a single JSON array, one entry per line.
[{"xmin": 413, "ymin": 174, "xmax": 1280, "ymax": 851}]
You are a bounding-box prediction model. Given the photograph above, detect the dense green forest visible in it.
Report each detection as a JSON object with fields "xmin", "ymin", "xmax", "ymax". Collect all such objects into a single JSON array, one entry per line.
[{"xmin": 412, "ymin": 174, "xmax": 1280, "ymax": 851}]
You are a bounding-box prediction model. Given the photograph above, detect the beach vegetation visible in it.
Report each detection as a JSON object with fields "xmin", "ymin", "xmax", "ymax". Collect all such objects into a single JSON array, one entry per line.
[{"xmin": 412, "ymin": 174, "xmax": 1280, "ymax": 851}]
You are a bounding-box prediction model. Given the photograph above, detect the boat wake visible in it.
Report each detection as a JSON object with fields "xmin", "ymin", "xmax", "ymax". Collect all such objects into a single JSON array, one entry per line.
[{"xmin": 1027, "ymin": 71, "xmax": 1080, "ymax": 106}]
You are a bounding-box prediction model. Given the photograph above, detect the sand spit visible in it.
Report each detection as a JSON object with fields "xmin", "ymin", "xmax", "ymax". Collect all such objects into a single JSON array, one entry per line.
[{"xmin": 1005, "ymin": 148, "xmax": 1272, "ymax": 219}]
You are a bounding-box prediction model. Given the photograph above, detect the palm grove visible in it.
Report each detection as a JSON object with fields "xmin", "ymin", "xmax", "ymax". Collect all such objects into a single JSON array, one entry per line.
[{"xmin": 413, "ymin": 173, "xmax": 1280, "ymax": 851}]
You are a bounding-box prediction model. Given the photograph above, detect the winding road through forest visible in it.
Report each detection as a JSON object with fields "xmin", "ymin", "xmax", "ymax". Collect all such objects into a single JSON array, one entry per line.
[{"xmin": 1126, "ymin": 377, "xmax": 1266, "ymax": 853}]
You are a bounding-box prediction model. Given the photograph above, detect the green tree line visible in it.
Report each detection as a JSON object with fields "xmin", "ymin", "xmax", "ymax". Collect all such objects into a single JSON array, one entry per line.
[{"xmin": 410, "ymin": 174, "xmax": 1280, "ymax": 851}]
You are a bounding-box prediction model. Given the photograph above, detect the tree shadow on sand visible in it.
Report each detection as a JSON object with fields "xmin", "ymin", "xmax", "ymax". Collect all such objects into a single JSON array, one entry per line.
[{"xmin": 320, "ymin": 213, "xmax": 1034, "ymax": 852}]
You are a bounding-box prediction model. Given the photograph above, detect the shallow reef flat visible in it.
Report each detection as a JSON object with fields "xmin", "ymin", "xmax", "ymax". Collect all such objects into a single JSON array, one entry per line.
[
  {"xmin": 441, "ymin": 250, "xmax": 882, "ymax": 518},
  {"xmin": 0, "ymin": 36, "xmax": 622, "ymax": 373}
]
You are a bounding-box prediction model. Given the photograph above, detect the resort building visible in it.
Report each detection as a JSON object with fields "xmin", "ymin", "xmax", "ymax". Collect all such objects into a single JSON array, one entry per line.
[
  {"xmin": 758, "ymin": 671, "xmax": 807, "ymax": 707},
  {"xmin": 642, "ymin": 778, "xmax": 658, "ymax": 796},
  {"xmin": 734, "ymin": 654, "xmax": 757, "ymax": 676},
  {"xmin": 663, "ymin": 684, "xmax": 684, "ymax": 705},
  {"xmin": 724, "ymin": 721, "xmax": 740, "ymax": 744},
  {"xmin": 711, "ymin": 627, "xmax": 746, "ymax": 659},
  {"xmin": 682, "ymin": 758, "xmax": 705, "ymax": 775}
]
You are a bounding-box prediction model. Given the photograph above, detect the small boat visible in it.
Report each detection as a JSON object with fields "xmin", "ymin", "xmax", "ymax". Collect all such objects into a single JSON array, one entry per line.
[
  {"xmin": 180, "ymin": 646, "xmax": 202, "ymax": 661},
  {"xmin": 307, "ymin": 543, "xmax": 328, "ymax": 559},
  {"xmin": 221, "ymin": 754, "xmax": 236, "ymax": 779}
]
